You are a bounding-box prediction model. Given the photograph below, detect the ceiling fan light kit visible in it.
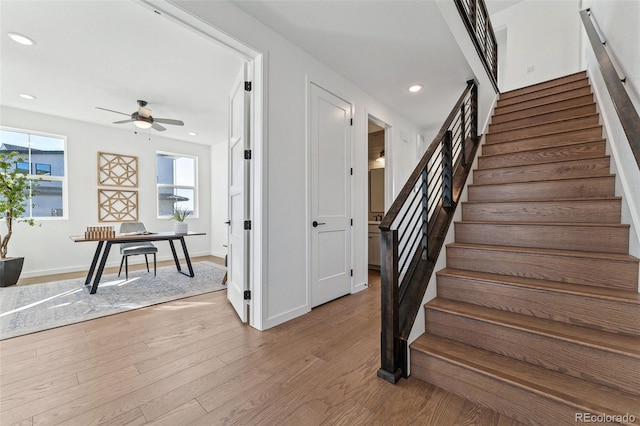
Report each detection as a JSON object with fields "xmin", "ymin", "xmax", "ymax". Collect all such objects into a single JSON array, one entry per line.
[
  {"xmin": 96, "ymin": 100, "xmax": 184, "ymax": 133},
  {"xmin": 134, "ymin": 118, "xmax": 153, "ymax": 129}
]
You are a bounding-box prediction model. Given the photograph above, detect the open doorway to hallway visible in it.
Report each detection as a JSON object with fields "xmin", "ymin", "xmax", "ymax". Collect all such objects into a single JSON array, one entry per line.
[{"xmin": 367, "ymin": 116, "xmax": 388, "ymax": 275}]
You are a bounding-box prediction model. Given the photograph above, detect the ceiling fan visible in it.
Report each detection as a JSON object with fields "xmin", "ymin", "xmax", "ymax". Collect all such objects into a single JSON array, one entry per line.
[{"xmin": 96, "ymin": 100, "xmax": 184, "ymax": 131}]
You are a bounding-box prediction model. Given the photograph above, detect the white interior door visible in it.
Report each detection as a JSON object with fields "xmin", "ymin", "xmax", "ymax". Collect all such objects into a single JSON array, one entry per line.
[
  {"xmin": 227, "ymin": 63, "xmax": 250, "ymax": 322},
  {"xmin": 310, "ymin": 83, "xmax": 352, "ymax": 307}
]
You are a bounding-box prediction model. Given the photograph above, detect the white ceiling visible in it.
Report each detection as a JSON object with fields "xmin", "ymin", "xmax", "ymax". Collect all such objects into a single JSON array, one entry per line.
[
  {"xmin": 231, "ymin": 0, "xmax": 474, "ymax": 132},
  {"xmin": 0, "ymin": 0, "xmax": 244, "ymax": 145},
  {"xmin": 2, "ymin": 0, "xmax": 486, "ymax": 145}
]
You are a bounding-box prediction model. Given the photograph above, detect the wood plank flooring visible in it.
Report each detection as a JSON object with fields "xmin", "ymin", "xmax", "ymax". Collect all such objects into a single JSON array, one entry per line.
[{"xmin": 1, "ymin": 264, "xmax": 521, "ymax": 425}]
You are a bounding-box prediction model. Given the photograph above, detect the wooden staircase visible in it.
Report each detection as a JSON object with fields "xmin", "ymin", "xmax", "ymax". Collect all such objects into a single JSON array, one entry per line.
[{"xmin": 410, "ymin": 71, "xmax": 640, "ymax": 425}]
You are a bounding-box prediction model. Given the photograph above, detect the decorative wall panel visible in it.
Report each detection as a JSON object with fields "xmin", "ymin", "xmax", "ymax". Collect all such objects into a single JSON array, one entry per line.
[
  {"xmin": 98, "ymin": 152, "xmax": 138, "ymax": 187},
  {"xmin": 98, "ymin": 189, "xmax": 138, "ymax": 222}
]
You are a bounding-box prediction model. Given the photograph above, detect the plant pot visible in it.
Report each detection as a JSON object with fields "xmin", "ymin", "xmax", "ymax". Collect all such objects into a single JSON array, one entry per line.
[
  {"xmin": 0, "ymin": 257, "xmax": 25, "ymax": 287},
  {"xmin": 174, "ymin": 222, "xmax": 188, "ymax": 234}
]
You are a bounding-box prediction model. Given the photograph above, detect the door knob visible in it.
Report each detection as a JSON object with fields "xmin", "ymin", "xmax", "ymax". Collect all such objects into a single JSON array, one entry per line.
[{"xmin": 312, "ymin": 221, "xmax": 326, "ymax": 227}]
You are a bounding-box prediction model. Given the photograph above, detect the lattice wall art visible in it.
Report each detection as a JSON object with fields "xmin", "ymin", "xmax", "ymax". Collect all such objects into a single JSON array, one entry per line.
[
  {"xmin": 98, "ymin": 189, "xmax": 138, "ymax": 222},
  {"xmin": 98, "ymin": 152, "xmax": 138, "ymax": 187}
]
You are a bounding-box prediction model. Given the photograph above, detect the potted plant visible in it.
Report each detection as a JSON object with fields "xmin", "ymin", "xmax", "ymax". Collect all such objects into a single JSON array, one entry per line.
[
  {"xmin": 171, "ymin": 207, "xmax": 191, "ymax": 234},
  {"xmin": 0, "ymin": 150, "xmax": 38, "ymax": 287}
]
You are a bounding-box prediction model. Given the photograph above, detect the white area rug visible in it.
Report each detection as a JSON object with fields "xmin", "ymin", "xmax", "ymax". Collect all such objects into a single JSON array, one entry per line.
[{"xmin": 0, "ymin": 261, "xmax": 226, "ymax": 340}]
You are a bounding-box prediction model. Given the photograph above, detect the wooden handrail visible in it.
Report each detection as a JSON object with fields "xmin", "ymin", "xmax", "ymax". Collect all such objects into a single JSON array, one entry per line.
[
  {"xmin": 377, "ymin": 81, "xmax": 480, "ymax": 383},
  {"xmin": 580, "ymin": 9, "xmax": 640, "ymax": 170}
]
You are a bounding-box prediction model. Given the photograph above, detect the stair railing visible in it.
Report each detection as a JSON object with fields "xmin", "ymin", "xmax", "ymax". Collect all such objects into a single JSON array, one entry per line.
[
  {"xmin": 377, "ymin": 80, "xmax": 480, "ymax": 383},
  {"xmin": 580, "ymin": 9, "xmax": 640, "ymax": 170},
  {"xmin": 455, "ymin": 0, "xmax": 499, "ymax": 93}
]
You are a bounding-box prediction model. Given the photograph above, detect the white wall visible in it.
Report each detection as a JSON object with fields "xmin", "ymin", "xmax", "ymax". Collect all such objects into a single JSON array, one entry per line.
[
  {"xmin": 581, "ymin": 0, "xmax": 640, "ymax": 290},
  {"xmin": 1, "ymin": 106, "xmax": 212, "ymax": 277},
  {"xmin": 173, "ymin": 0, "xmax": 427, "ymax": 329},
  {"xmin": 491, "ymin": 0, "xmax": 583, "ymax": 92},
  {"xmin": 582, "ymin": 0, "xmax": 640, "ymax": 114},
  {"xmin": 211, "ymin": 141, "xmax": 228, "ymax": 258}
]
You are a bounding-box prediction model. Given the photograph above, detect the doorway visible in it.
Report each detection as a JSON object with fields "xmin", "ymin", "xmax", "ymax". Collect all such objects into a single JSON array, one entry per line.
[
  {"xmin": 367, "ymin": 116, "xmax": 388, "ymax": 272},
  {"xmin": 145, "ymin": 1, "xmax": 265, "ymax": 329}
]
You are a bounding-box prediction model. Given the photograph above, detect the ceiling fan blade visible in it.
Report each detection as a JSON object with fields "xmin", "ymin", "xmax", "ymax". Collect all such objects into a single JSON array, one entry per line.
[
  {"xmin": 154, "ymin": 118, "xmax": 184, "ymax": 126},
  {"xmin": 96, "ymin": 107, "xmax": 130, "ymax": 116},
  {"xmin": 152, "ymin": 122, "xmax": 166, "ymax": 131},
  {"xmin": 113, "ymin": 119, "xmax": 134, "ymax": 124}
]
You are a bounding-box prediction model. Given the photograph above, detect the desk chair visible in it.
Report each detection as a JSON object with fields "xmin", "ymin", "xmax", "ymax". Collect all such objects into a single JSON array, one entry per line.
[{"xmin": 118, "ymin": 222, "xmax": 158, "ymax": 280}]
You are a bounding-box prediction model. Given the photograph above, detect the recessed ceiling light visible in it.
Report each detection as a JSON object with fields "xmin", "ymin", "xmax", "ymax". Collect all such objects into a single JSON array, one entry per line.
[
  {"xmin": 8, "ymin": 32, "xmax": 35, "ymax": 46},
  {"xmin": 19, "ymin": 93, "xmax": 36, "ymax": 100},
  {"xmin": 408, "ymin": 85, "xmax": 423, "ymax": 93},
  {"xmin": 188, "ymin": 132, "xmax": 198, "ymax": 136}
]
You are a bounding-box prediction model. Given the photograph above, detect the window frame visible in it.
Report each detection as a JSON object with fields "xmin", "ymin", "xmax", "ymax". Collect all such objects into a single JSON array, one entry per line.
[
  {"xmin": 155, "ymin": 150, "xmax": 198, "ymax": 219},
  {"xmin": 0, "ymin": 126, "xmax": 68, "ymax": 220}
]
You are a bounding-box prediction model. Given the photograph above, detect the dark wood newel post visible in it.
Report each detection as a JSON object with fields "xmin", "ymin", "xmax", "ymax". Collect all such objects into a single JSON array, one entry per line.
[{"xmin": 377, "ymin": 229, "xmax": 402, "ymax": 384}]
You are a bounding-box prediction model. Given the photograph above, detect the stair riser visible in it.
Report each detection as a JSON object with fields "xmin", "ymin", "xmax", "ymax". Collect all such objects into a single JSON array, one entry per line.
[
  {"xmin": 491, "ymin": 94, "xmax": 594, "ymax": 124},
  {"xmin": 468, "ymin": 177, "xmax": 615, "ymax": 202},
  {"xmin": 483, "ymin": 128, "xmax": 602, "ymax": 155},
  {"xmin": 498, "ymin": 79, "xmax": 591, "ymax": 107},
  {"xmin": 446, "ymin": 246, "xmax": 639, "ymax": 290},
  {"xmin": 411, "ymin": 351, "xmax": 593, "ymax": 426},
  {"xmin": 462, "ymin": 200, "xmax": 622, "ymax": 223},
  {"xmin": 499, "ymin": 72, "xmax": 587, "ymax": 100},
  {"xmin": 487, "ymin": 115, "xmax": 600, "ymax": 144},
  {"xmin": 425, "ymin": 309, "xmax": 640, "ymax": 395},
  {"xmin": 494, "ymin": 87, "xmax": 593, "ymax": 115},
  {"xmin": 436, "ymin": 274, "xmax": 640, "ymax": 336},
  {"xmin": 454, "ymin": 223, "xmax": 629, "ymax": 254},
  {"xmin": 479, "ymin": 141, "xmax": 607, "ymax": 169},
  {"xmin": 489, "ymin": 104, "xmax": 596, "ymax": 133},
  {"xmin": 474, "ymin": 157, "xmax": 611, "ymax": 185}
]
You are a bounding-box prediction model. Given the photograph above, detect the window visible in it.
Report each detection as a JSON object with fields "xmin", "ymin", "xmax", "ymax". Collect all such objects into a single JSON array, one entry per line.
[
  {"xmin": 0, "ymin": 128, "xmax": 67, "ymax": 219},
  {"xmin": 156, "ymin": 152, "xmax": 197, "ymax": 218}
]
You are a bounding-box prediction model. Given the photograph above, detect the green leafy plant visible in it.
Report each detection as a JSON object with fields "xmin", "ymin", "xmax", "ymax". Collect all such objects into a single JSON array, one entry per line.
[
  {"xmin": 0, "ymin": 151, "xmax": 38, "ymax": 259},
  {"xmin": 171, "ymin": 207, "xmax": 192, "ymax": 222}
]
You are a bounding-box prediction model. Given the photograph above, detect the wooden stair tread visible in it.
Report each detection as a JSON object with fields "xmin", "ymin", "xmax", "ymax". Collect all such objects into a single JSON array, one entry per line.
[
  {"xmin": 487, "ymin": 113, "xmax": 599, "ymax": 136},
  {"xmin": 492, "ymin": 96, "xmax": 594, "ymax": 121},
  {"xmin": 411, "ymin": 333, "xmax": 640, "ymax": 417},
  {"xmin": 484, "ymin": 126, "xmax": 603, "ymax": 146},
  {"xmin": 426, "ymin": 298, "xmax": 640, "ymax": 358},
  {"xmin": 490, "ymin": 103, "xmax": 595, "ymax": 127},
  {"xmin": 469, "ymin": 174, "xmax": 614, "ymax": 187},
  {"xmin": 463, "ymin": 196, "xmax": 622, "ymax": 205},
  {"xmin": 476, "ymin": 154, "xmax": 609, "ymax": 170},
  {"xmin": 457, "ymin": 220, "xmax": 629, "ymax": 229},
  {"xmin": 437, "ymin": 268, "xmax": 640, "ymax": 305},
  {"xmin": 473, "ymin": 156, "xmax": 610, "ymax": 174},
  {"xmin": 447, "ymin": 242, "xmax": 640, "ymax": 263}
]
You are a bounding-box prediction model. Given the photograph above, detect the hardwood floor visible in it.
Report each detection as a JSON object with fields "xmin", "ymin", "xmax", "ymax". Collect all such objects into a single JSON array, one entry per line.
[{"xmin": 1, "ymin": 268, "xmax": 521, "ymax": 425}]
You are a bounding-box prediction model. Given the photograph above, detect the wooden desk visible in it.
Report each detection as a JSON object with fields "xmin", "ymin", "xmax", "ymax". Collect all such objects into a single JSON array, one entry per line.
[{"xmin": 70, "ymin": 231, "xmax": 205, "ymax": 294}]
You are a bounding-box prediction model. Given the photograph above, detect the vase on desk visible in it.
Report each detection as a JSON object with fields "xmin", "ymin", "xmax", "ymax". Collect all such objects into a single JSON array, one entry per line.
[{"xmin": 174, "ymin": 222, "xmax": 188, "ymax": 234}]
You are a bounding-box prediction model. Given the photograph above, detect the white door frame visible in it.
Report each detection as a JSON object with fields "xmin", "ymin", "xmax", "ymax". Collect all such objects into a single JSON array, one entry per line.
[{"xmin": 140, "ymin": 0, "xmax": 265, "ymax": 330}]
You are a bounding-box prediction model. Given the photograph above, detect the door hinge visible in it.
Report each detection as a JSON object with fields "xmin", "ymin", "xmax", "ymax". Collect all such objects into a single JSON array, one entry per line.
[
  {"xmin": 350, "ymin": 269, "xmax": 353, "ymax": 277},
  {"xmin": 244, "ymin": 220, "xmax": 252, "ymax": 230},
  {"xmin": 350, "ymin": 118, "xmax": 353, "ymax": 126},
  {"xmin": 244, "ymin": 290, "xmax": 251, "ymax": 300},
  {"xmin": 244, "ymin": 150, "xmax": 252, "ymax": 160},
  {"xmin": 350, "ymin": 167, "xmax": 353, "ymax": 175},
  {"xmin": 350, "ymin": 218, "xmax": 353, "ymax": 226},
  {"xmin": 245, "ymin": 81, "xmax": 252, "ymax": 91}
]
